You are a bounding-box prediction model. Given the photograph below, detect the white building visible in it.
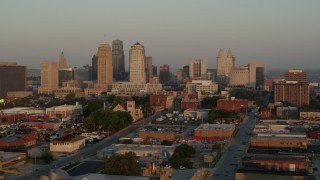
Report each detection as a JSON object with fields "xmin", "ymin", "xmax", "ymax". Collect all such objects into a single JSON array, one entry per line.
[
  {"xmin": 46, "ymin": 102, "xmax": 82, "ymax": 120},
  {"xmin": 130, "ymin": 42, "xmax": 146, "ymax": 84},
  {"xmin": 111, "ymin": 82, "xmax": 162, "ymax": 95},
  {"xmin": 216, "ymin": 49, "xmax": 235, "ymax": 78},
  {"xmin": 186, "ymin": 80, "xmax": 218, "ymax": 94},
  {"xmin": 50, "ymin": 135, "xmax": 86, "ymax": 153}
]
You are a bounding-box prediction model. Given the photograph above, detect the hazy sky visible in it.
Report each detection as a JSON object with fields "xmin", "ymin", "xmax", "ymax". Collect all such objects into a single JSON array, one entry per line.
[{"xmin": 0, "ymin": 0, "xmax": 319, "ymax": 71}]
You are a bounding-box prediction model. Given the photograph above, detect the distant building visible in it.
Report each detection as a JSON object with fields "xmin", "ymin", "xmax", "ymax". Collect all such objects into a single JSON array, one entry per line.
[
  {"xmin": 97, "ymin": 44, "xmax": 113, "ymax": 84},
  {"xmin": 46, "ymin": 103, "xmax": 82, "ymax": 120},
  {"xmin": 216, "ymin": 49, "xmax": 235, "ymax": 82},
  {"xmin": 159, "ymin": 64, "xmax": 170, "ymax": 84},
  {"xmin": 152, "ymin": 65, "xmax": 158, "ymax": 77},
  {"xmin": 274, "ymin": 81, "xmax": 310, "ymax": 107},
  {"xmin": 73, "ymin": 66, "xmax": 91, "ymax": 82},
  {"xmin": 58, "ymin": 68, "xmax": 73, "ymax": 87},
  {"xmin": 0, "ymin": 62, "xmax": 26, "ymax": 98},
  {"xmin": 130, "ymin": 43, "xmax": 146, "ymax": 84},
  {"xmin": 91, "ymin": 54, "xmax": 98, "ymax": 81},
  {"xmin": 110, "ymin": 82, "xmax": 162, "ymax": 95},
  {"xmin": 284, "ymin": 69, "xmax": 307, "ymax": 82},
  {"xmin": 38, "ymin": 61, "xmax": 58, "ymax": 94},
  {"xmin": 206, "ymin": 69, "xmax": 216, "ymax": 82},
  {"xmin": 177, "ymin": 69, "xmax": 183, "ymax": 81},
  {"xmin": 186, "ymin": 80, "xmax": 218, "ymax": 94},
  {"xmin": 0, "ymin": 129, "xmax": 36, "ymax": 151},
  {"xmin": 189, "ymin": 59, "xmax": 207, "ymax": 79},
  {"xmin": 112, "ymin": 40, "xmax": 125, "ymax": 81},
  {"xmin": 217, "ymin": 99, "xmax": 249, "ymax": 111},
  {"xmin": 150, "ymin": 95, "xmax": 174, "ymax": 109},
  {"xmin": 182, "ymin": 65, "xmax": 190, "ymax": 80},
  {"xmin": 112, "ymin": 98, "xmax": 143, "ymax": 122},
  {"xmin": 0, "ymin": 151, "xmax": 26, "ymax": 171},
  {"xmin": 58, "ymin": 52, "xmax": 69, "ymax": 68}
]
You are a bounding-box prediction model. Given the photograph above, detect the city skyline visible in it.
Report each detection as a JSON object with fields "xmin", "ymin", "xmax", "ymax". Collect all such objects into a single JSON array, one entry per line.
[{"xmin": 0, "ymin": 1, "xmax": 319, "ymax": 70}]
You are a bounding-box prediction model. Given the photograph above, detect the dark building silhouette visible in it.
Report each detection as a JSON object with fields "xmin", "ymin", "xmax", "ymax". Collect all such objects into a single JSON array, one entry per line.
[
  {"xmin": 159, "ymin": 64, "xmax": 170, "ymax": 84},
  {"xmin": 152, "ymin": 65, "xmax": 157, "ymax": 77},
  {"xmin": 112, "ymin": 40, "xmax": 125, "ymax": 81},
  {"xmin": 91, "ymin": 54, "xmax": 98, "ymax": 81},
  {"xmin": 0, "ymin": 63, "xmax": 26, "ymax": 98}
]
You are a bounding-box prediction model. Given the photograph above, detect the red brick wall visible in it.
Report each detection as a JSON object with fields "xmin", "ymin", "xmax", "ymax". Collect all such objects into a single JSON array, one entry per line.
[{"xmin": 217, "ymin": 99, "xmax": 248, "ymax": 111}]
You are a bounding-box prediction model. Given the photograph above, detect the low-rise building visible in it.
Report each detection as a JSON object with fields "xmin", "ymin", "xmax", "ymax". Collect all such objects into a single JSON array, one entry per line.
[
  {"xmin": 186, "ymin": 80, "xmax": 218, "ymax": 94},
  {"xmin": 20, "ymin": 121, "xmax": 62, "ymax": 130},
  {"xmin": 181, "ymin": 97, "xmax": 201, "ymax": 110},
  {"xmin": 194, "ymin": 124, "xmax": 235, "ymax": 139},
  {"xmin": 300, "ymin": 109, "xmax": 320, "ymax": 121},
  {"xmin": 113, "ymin": 99, "xmax": 143, "ymax": 122},
  {"xmin": 0, "ymin": 129, "xmax": 36, "ymax": 151},
  {"xmin": 138, "ymin": 131, "xmax": 175, "ymax": 141},
  {"xmin": 183, "ymin": 108, "xmax": 210, "ymax": 120},
  {"xmin": 276, "ymin": 107, "xmax": 299, "ymax": 119},
  {"xmin": 54, "ymin": 88, "xmax": 85, "ymax": 98},
  {"xmin": 50, "ymin": 135, "xmax": 86, "ymax": 153},
  {"xmin": 150, "ymin": 95, "xmax": 174, "ymax": 109},
  {"xmin": 0, "ymin": 151, "xmax": 26, "ymax": 171},
  {"xmin": 217, "ymin": 99, "xmax": 249, "ymax": 111},
  {"xmin": 46, "ymin": 102, "xmax": 82, "ymax": 120},
  {"xmin": 250, "ymin": 137, "xmax": 308, "ymax": 149}
]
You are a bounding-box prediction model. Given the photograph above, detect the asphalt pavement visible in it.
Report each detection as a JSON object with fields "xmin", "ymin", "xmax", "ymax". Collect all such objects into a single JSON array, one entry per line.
[{"xmin": 212, "ymin": 110, "xmax": 257, "ymax": 180}]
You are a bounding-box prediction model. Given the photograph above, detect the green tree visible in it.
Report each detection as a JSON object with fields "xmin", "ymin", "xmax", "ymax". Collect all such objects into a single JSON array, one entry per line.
[
  {"xmin": 161, "ymin": 140, "xmax": 173, "ymax": 146},
  {"xmin": 104, "ymin": 152, "xmax": 141, "ymax": 176},
  {"xmin": 41, "ymin": 151, "xmax": 54, "ymax": 164},
  {"xmin": 141, "ymin": 102, "xmax": 153, "ymax": 118},
  {"xmin": 230, "ymin": 88, "xmax": 254, "ymax": 100},
  {"xmin": 201, "ymin": 96, "xmax": 222, "ymax": 109}
]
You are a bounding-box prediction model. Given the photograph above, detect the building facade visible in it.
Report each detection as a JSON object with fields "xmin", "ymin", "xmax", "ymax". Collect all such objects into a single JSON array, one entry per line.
[
  {"xmin": 284, "ymin": 69, "xmax": 307, "ymax": 82},
  {"xmin": 189, "ymin": 59, "xmax": 207, "ymax": 79},
  {"xmin": 186, "ymin": 80, "xmax": 218, "ymax": 94},
  {"xmin": 159, "ymin": 64, "xmax": 170, "ymax": 84},
  {"xmin": 112, "ymin": 40, "xmax": 125, "ymax": 81},
  {"xmin": 91, "ymin": 54, "xmax": 98, "ymax": 81},
  {"xmin": 50, "ymin": 135, "xmax": 86, "ymax": 153},
  {"xmin": 38, "ymin": 61, "xmax": 58, "ymax": 94},
  {"xmin": 274, "ymin": 81, "xmax": 310, "ymax": 107},
  {"xmin": 145, "ymin": 56, "xmax": 153, "ymax": 83},
  {"xmin": 58, "ymin": 51, "xmax": 69, "ymax": 68},
  {"xmin": 130, "ymin": 43, "xmax": 146, "ymax": 84},
  {"xmin": 97, "ymin": 44, "xmax": 113, "ymax": 84},
  {"xmin": 216, "ymin": 49, "xmax": 235, "ymax": 79},
  {"xmin": 0, "ymin": 63, "xmax": 26, "ymax": 98}
]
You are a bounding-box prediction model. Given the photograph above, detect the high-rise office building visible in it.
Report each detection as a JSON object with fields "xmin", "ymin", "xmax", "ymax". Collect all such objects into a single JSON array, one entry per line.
[
  {"xmin": 274, "ymin": 81, "xmax": 309, "ymax": 107},
  {"xmin": 189, "ymin": 59, "xmax": 207, "ymax": 79},
  {"xmin": 182, "ymin": 65, "xmax": 190, "ymax": 80},
  {"xmin": 97, "ymin": 44, "xmax": 113, "ymax": 84},
  {"xmin": 284, "ymin": 69, "xmax": 307, "ymax": 82},
  {"xmin": 91, "ymin": 55, "xmax": 98, "ymax": 81},
  {"xmin": 216, "ymin": 49, "xmax": 235, "ymax": 78},
  {"xmin": 248, "ymin": 63, "xmax": 265, "ymax": 90},
  {"xmin": 112, "ymin": 40, "xmax": 125, "ymax": 81},
  {"xmin": 58, "ymin": 52, "xmax": 69, "ymax": 68},
  {"xmin": 152, "ymin": 65, "xmax": 158, "ymax": 77},
  {"xmin": 0, "ymin": 62, "xmax": 26, "ymax": 98},
  {"xmin": 38, "ymin": 61, "xmax": 58, "ymax": 94},
  {"xmin": 145, "ymin": 56, "xmax": 153, "ymax": 83},
  {"xmin": 177, "ymin": 69, "xmax": 183, "ymax": 81},
  {"xmin": 159, "ymin": 64, "xmax": 170, "ymax": 84},
  {"xmin": 129, "ymin": 43, "xmax": 146, "ymax": 84},
  {"xmin": 74, "ymin": 66, "xmax": 91, "ymax": 82},
  {"xmin": 58, "ymin": 68, "xmax": 73, "ymax": 87}
]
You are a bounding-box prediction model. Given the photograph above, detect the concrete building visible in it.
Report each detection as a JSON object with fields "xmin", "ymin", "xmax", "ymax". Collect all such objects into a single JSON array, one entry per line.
[
  {"xmin": 183, "ymin": 108, "xmax": 210, "ymax": 120},
  {"xmin": 97, "ymin": 43, "xmax": 113, "ymax": 84},
  {"xmin": 50, "ymin": 135, "xmax": 86, "ymax": 153},
  {"xmin": 189, "ymin": 59, "xmax": 207, "ymax": 79},
  {"xmin": 112, "ymin": 40, "xmax": 125, "ymax": 81},
  {"xmin": 216, "ymin": 49, "xmax": 235, "ymax": 80},
  {"xmin": 300, "ymin": 109, "xmax": 320, "ymax": 121},
  {"xmin": 284, "ymin": 69, "xmax": 307, "ymax": 82},
  {"xmin": 177, "ymin": 69, "xmax": 183, "ymax": 81},
  {"xmin": 150, "ymin": 95, "xmax": 174, "ymax": 109},
  {"xmin": 159, "ymin": 64, "xmax": 170, "ymax": 84},
  {"xmin": 250, "ymin": 137, "xmax": 308, "ymax": 149},
  {"xmin": 91, "ymin": 54, "xmax": 98, "ymax": 81},
  {"xmin": 0, "ymin": 62, "xmax": 26, "ymax": 98},
  {"xmin": 138, "ymin": 131, "xmax": 175, "ymax": 141},
  {"xmin": 6, "ymin": 91, "xmax": 32, "ymax": 100},
  {"xmin": 38, "ymin": 61, "xmax": 58, "ymax": 94},
  {"xmin": 274, "ymin": 81, "xmax": 310, "ymax": 107},
  {"xmin": 0, "ymin": 151, "xmax": 26, "ymax": 171},
  {"xmin": 58, "ymin": 52, "xmax": 69, "ymax": 68},
  {"xmin": 186, "ymin": 80, "xmax": 218, "ymax": 94},
  {"xmin": 58, "ymin": 68, "xmax": 73, "ymax": 87},
  {"xmin": 54, "ymin": 88, "xmax": 85, "ymax": 98},
  {"xmin": 73, "ymin": 66, "xmax": 91, "ymax": 83},
  {"xmin": 194, "ymin": 124, "xmax": 235, "ymax": 139},
  {"xmin": 145, "ymin": 56, "xmax": 153, "ymax": 83},
  {"xmin": 229, "ymin": 63, "xmax": 265, "ymax": 90},
  {"xmin": 46, "ymin": 103, "xmax": 82, "ymax": 120},
  {"xmin": 111, "ymin": 82, "xmax": 162, "ymax": 95},
  {"xmin": 130, "ymin": 42, "xmax": 146, "ymax": 84},
  {"xmin": 0, "ymin": 129, "xmax": 36, "ymax": 151},
  {"xmin": 276, "ymin": 107, "xmax": 299, "ymax": 119}
]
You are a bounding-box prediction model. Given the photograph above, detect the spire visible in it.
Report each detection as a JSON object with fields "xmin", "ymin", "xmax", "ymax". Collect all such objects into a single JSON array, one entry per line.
[
  {"xmin": 217, "ymin": 48, "xmax": 223, "ymax": 57},
  {"xmin": 227, "ymin": 48, "xmax": 232, "ymax": 55},
  {"xmin": 59, "ymin": 51, "xmax": 69, "ymax": 68}
]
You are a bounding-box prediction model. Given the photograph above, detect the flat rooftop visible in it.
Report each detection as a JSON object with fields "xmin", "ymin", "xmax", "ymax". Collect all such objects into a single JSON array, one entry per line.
[
  {"xmin": 195, "ymin": 124, "xmax": 234, "ymax": 131},
  {"xmin": 0, "ymin": 151, "xmax": 25, "ymax": 160}
]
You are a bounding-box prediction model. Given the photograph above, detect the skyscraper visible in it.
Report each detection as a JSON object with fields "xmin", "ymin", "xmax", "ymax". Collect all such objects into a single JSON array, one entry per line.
[
  {"xmin": 58, "ymin": 68, "xmax": 73, "ymax": 87},
  {"xmin": 152, "ymin": 65, "xmax": 158, "ymax": 77},
  {"xmin": 216, "ymin": 49, "xmax": 235, "ymax": 78},
  {"xmin": 145, "ymin": 56, "xmax": 153, "ymax": 83},
  {"xmin": 0, "ymin": 62, "xmax": 26, "ymax": 98},
  {"xmin": 91, "ymin": 55, "xmax": 98, "ymax": 81},
  {"xmin": 284, "ymin": 69, "xmax": 307, "ymax": 82},
  {"xmin": 129, "ymin": 42, "xmax": 146, "ymax": 84},
  {"xmin": 97, "ymin": 44, "xmax": 113, "ymax": 84},
  {"xmin": 58, "ymin": 52, "xmax": 69, "ymax": 68},
  {"xmin": 159, "ymin": 64, "xmax": 170, "ymax": 84},
  {"xmin": 38, "ymin": 61, "xmax": 58, "ymax": 94},
  {"xmin": 189, "ymin": 59, "xmax": 207, "ymax": 79},
  {"xmin": 112, "ymin": 40, "xmax": 125, "ymax": 81}
]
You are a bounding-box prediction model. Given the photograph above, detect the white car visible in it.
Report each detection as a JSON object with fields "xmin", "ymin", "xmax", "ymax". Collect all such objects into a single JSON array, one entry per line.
[{"xmin": 180, "ymin": 166, "xmax": 186, "ymax": 170}]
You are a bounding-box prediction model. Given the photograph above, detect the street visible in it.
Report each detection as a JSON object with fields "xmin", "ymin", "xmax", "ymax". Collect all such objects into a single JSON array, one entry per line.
[
  {"xmin": 15, "ymin": 111, "xmax": 164, "ymax": 180},
  {"xmin": 212, "ymin": 110, "xmax": 257, "ymax": 180}
]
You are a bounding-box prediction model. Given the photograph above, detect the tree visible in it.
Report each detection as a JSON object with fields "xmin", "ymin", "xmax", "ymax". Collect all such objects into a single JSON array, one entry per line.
[
  {"xmin": 230, "ymin": 88, "xmax": 254, "ymax": 100},
  {"xmin": 65, "ymin": 93, "xmax": 76, "ymax": 101},
  {"xmin": 141, "ymin": 102, "xmax": 153, "ymax": 118},
  {"xmin": 104, "ymin": 152, "xmax": 141, "ymax": 176},
  {"xmin": 41, "ymin": 151, "xmax": 54, "ymax": 164},
  {"xmin": 161, "ymin": 140, "xmax": 173, "ymax": 146},
  {"xmin": 201, "ymin": 96, "xmax": 222, "ymax": 109},
  {"xmin": 170, "ymin": 144, "xmax": 195, "ymax": 169}
]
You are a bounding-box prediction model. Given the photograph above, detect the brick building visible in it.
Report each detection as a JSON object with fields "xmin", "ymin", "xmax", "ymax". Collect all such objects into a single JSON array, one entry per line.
[
  {"xmin": 274, "ymin": 81, "xmax": 309, "ymax": 107},
  {"xmin": 0, "ymin": 129, "xmax": 36, "ymax": 152},
  {"xmin": 149, "ymin": 95, "xmax": 174, "ymax": 109},
  {"xmin": 217, "ymin": 99, "xmax": 249, "ymax": 111}
]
